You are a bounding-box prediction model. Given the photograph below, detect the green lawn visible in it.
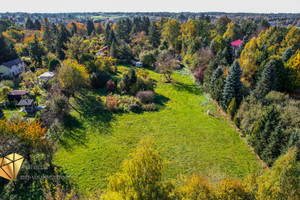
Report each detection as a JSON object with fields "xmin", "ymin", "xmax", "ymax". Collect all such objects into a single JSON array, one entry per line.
[{"xmin": 54, "ymin": 67, "xmax": 263, "ymax": 195}]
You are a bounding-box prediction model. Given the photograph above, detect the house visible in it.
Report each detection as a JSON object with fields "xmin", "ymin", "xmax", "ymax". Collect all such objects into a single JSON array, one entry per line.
[
  {"xmin": 18, "ymin": 99, "xmax": 34, "ymax": 112},
  {"xmin": 0, "ymin": 58, "xmax": 25, "ymax": 77},
  {"xmin": 7, "ymin": 90, "xmax": 27, "ymax": 101},
  {"xmin": 96, "ymin": 46, "xmax": 108, "ymax": 56},
  {"xmin": 231, "ymin": 40, "xmax": 243, "ymax": 49},
  {"xmin": 37, "ymin": 72, "xmax": 55, "ymax": 85}
]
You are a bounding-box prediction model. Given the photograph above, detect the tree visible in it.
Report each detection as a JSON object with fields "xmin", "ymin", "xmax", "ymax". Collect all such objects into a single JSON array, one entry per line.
[
  {"xmin": 48, "ymin": 58, "xmax": 60, "ymax": 71},
  {"xmin": 64, "ymin": 34, "xmax": 89, "ymax": 62},
  {"xmin": 227, "ymin": 97, "xmax": 238, "ymax": 119},
  {"xmin": 42, "ymin": 17, "xmax": 55, "ymax": 52},
  {"xmin": 194, "ymin": 65, "xmax": 208, "ymax": 85},
  {"xmin": 217, "ymin": 178, "xmax": 251, "ymax": 199},
  {"xmin": 256, "ymin": 147, "xmax": 300, "ymax": 199},
  {"xmin": 104, "ymin": 138, "xmax": 171, "ymax": 199},
  {"xmin": 0, "ymin": 34, "xmax": 18, "ymax": 64},
  {"xmin": 29, "ymin": 34, "xmax": 44, "ymax": 65},
  {"xmin": 261, "ymin": 123, "xmax": 283, "ymax": 165},
  {"xmin": 253, "ymin": 59, "xmax": 277, "ymax": 99},
  {"xmin": 90, "ymin": 71, "xmax": 109, "ymax": 89},
  {"xmin": 55, "ymin": 24, "xmax": 70, "ymax": 60},
  {"xmin": 210, "ymin": 66, "xmax": 223, "ymax": 91},
  {"xmin": 34, "ymin": 19, "xmax": 41, "ymax": 30},
  {"xmin": 162, "ymin": 19, "xmax": 180, "ymax": 49},
  {"xmin": 221, "ymin": 60, "xmax": 243, "ymax": 110},
  {"xmin": 283, "ymin": 47, "xmax": 293, "ymax": 63},
  {"xmin": 215, "ymin": 15, "xmax": 231, "ymax": 35},
  {"xmin": 286, "ymin": 51, "xmax": 300, "ymax": 89},
  {"xmin": 251, "ymin": 105, "xmax": 280, "ymax": 157},
  {"xmin": 25, "ymin": 17, "xmax": 34, "ymax": 30},
  {"xmin": 128, "ymin": 68, "xmax": 137, "ymax": 85},
  {"xmin": 86, "ymin": 19, "xmax": 95, "ymax": 36},
  {"xmin": 149, "ymin": 22, "xmax": 161, "ymax": 48},
  {"xmin": 223, "ymin": 22, "xmax": 241, "ymax": 41},
  {"xmin": 155, "ymin": 51, "xmax": 176, "ymax": 82},
  {"xmin": 57, "ymin": 59, "xmax": 90, "ymax": 96},
  {"xmin": 203, "ymin": 60, "xmax": 219, "ymax": 91},
  {"xmin": 109, "ymin": 41, "xmax": 118, "ymax": 59}
]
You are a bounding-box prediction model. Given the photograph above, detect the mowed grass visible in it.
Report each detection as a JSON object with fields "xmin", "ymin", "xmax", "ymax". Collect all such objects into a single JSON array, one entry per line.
[{"xmin": 54, "ymin": 67, "xmax": 263, "ymax": 195}]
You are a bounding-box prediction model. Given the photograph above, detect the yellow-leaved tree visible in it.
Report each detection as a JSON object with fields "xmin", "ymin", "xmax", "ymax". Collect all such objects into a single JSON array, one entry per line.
[
  {"xmin": 286, "ymin": 51, "xmax": 300, "ymax": 89},
  {"xmin": 58, "ymin": 59, "xmax": 90, "ymax": 96}
]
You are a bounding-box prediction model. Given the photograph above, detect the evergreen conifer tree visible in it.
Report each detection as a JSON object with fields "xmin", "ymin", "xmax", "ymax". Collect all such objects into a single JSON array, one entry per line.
[
  {"xmin": 149, "ymin": 22, "xmax": 161, "ymax": 48},
  {"xmin": 253, "ymin": 59, "xmax": 277, "ymax": 99},
  {"xmin": 282, "ymin": 47, "xmax": 293, "ymax": 63},
  {"xmin": 262, "ymin": 123, "xmax": 283, "ymax": 165},
  {"xmin": 29, "ymin": 34, "xmax": 43, "ymax": 65},
  {"xmin": 86, "ymin": 19, "xmax": 95, "ymax": 36},
  {"xmin": 128, "ymin": 68, "xmax": 137, "ymax": 85},
  {"xmin": 210, "ymin": 66, "xmax": 223, "ymax": 91},
  {"xmin": 203, "ymin": 59, "xmax": 219, "ymax": 92},
  {"xmin": 221, "ymin": 60, "xmax": 243, "ymax": 110}
]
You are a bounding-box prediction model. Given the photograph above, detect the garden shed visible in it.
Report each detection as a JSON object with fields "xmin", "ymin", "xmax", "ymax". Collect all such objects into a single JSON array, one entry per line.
[{"xmin": 17, "ymin": 99, "xmax": 34, "ymax": 112}]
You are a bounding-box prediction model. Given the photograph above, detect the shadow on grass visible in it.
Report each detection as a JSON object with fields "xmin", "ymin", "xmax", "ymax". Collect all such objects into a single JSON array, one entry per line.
[
  {"xmin": 59, "ymin": 91, "xmax": 115, "ymax": 150},
  {"xmin": 155, "ymin": 94, "xmax": 170, "ymax": 110},
  {"xmin": 173, "ymin": 82, "xmax": 203, "ymax": 95}
]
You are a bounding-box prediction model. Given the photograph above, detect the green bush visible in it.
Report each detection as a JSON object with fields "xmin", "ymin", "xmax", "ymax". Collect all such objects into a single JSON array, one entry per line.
[
  {"xmin": 48, "ymin": 58, "xmax": 60, "ymax": 71},
  {"xmin": 227, "ymin": 98, "xmax": 238, "ymax": 119},
  {"xmin": 234, "ymin": 116, "xmax": 241, "ymax": 128},
  {"xmin": 90, "ymin": 71, "xmax": 109, "ymax": 89}
]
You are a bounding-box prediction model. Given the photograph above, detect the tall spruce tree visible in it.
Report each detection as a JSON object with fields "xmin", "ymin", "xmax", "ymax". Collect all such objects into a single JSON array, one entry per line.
[
  {"xmin": 203, "ymin": 59, "xmax": 219, "ymax": 92},
  {"xmin": 34, "ymin": 19, "xmax": 41, "ymax": 30},
  {"xmin": 149, "ymin": 22, "xmax": 161, "ymax": 48},
  {"xmin": 42, "ymin": 17, "xmax": 55, "ymax": 52},
  {"xmin": 29, "ymin": 34, "xmax": 44, "ymax": 65},
  {"xmin": 0, "ymin": 34, "xmax": 18, "ymax": 64},
  {"xmin": 86, "ymin": 19, "xmax": 95, "ymax": 36},
  {"xmin": 25, "ymin": 17, "xmax": 34, "ymax": 29},
  {"xmin": 55, "ymin": 24, "xmax": 70, "ymax": 60},
  {"xmin": 251, "ymin": 105, "xmax": 280, "ymax": 157},
  {"xmin": 262, "ymin": 123, "xmax": 283, "ymax": 166},
  {"xmin": 253, "ymin": 59, "xmax": 277, "ymax": 99},
  {"xmin": 221, "ymin": 60, "xmax": 243, "ymax": 110},
  {"xmin": 282, "ymin": 47, "xmax": 293, "ymax": 63},
  {"xmin": 210, "ymin": 66, "xmax": 223, "ymax": 91},
  {"xmin": 223, "ymin": 37, "xmax": 234, "ymax": 65}
]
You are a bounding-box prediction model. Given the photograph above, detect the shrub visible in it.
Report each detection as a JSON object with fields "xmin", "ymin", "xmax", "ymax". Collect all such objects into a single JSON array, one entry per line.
[
  {"xmin": 106, "ymin": 80, "xmax": 115, "ymax": 92},
  {"xmin": 106, "ymin": 95, "xmax": 118, "ymax": 112},
  {"xmin": 128, "ymin": 103, "xmax": 141, "ymax": 112},
  {"xmin": 227, "ymin": 98, "xmax": 238, "ymax": 119},
  {"xmin": 90, "ymin": 71, "xmax": 109, "ymax": 89},
  {"xmin": 48, "ymin": 58, "xmax": 60, "ymax": 71},
  {"xmin": 35, "ymin": 111, "xmax": 41, "ymax": 119},
  {"xmin": 136, "ymin": 91, "xmax": 155, "ymax": 104},
  {"xmin": 141, "ymin": 103, "xmax": 156, "ymax": 111},
  {"xmin": 234, "ymin": 116, "xmax": 241, "ymax": 128},
  {"xmin": 130, "ymin": 78, "xmax": 154, "ymax": 95},
  {"xmin": 0, "ymin": 80, "xmax": 14, "ymax": 88},
  {"xmin": 194, "ymin": 65, "xmax": 208, "ymax": 85}
]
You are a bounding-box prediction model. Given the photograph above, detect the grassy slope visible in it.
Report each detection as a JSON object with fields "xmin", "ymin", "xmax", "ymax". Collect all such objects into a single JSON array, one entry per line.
[{"xmin": 54, "ymin": 67, "xmax": 262, "ymax": 194}]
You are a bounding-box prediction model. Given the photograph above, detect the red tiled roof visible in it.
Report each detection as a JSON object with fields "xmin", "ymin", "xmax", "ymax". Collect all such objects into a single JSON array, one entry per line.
[{"xmin": 231, "ymin": 40, "xmax": 243, "ymax": 48}]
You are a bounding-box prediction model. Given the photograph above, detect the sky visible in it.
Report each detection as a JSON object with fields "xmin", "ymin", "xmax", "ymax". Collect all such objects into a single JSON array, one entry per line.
[{"xmin": 0, "ymin": 0, "xmax": 299, "ymax": 13}]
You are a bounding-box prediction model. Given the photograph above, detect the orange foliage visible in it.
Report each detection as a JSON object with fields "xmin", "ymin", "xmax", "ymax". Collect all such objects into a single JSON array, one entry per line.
[{"xmin": 0, "ymin": 120, "xmax": 47, "ymax": 145}]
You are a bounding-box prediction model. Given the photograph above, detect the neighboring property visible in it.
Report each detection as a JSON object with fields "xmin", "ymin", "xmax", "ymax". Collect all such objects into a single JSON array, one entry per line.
[
  {"xmin": 0, "ymin": 58, "xmax": 25, "ymax": 78},
  {"xmin": 18, "ymin": 99, "xmax": 34, "ymax": 112},
  {"xmin": 96, "ymin": 46, "xmax": 108, "ymax": 56},
  {"xmin": 136, "ymin": 62, "xmax": 143, "ymax": 67},
  {"xmin": 7, "ymin": 90, "xmax": 27, "ymax": 101},
  {"xmin": 231, "ymin": 39, "xmax": 243, "ymax": 49},
  {"xmin": 37, "ymin": 72, "xmax": 55, "ymax": 85}
]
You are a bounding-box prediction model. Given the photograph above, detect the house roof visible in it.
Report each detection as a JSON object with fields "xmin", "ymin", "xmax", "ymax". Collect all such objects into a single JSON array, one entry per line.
[
  {"xmin": 2, "ymin": 58, "xmax": 23, "ymax": 68},
  {"xmin": 231, "ymin": 40, "xmax": 243, "ymax": 48},
  {"xmin": 8, "ymin": 90, "xmax": 27, "ymax": 96},
  {"xmin": 37, "ymin": 72, "xmax": 55, "ymax": 79},
  {"xmin": 18, "ymin": 99, "xmax": 34, "ymax": 106}
]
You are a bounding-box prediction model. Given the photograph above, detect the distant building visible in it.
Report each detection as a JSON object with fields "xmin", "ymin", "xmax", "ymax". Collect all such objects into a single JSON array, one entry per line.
[
  {"xmin": 18, "ymin": 99, "xmax": 34, "ymax": 112},
  {"xmin": 96, "ymin": 46, "xmax": 108, "ymax": 56},
  {"xmin": 136, "ymin": 62, "xmax": 143, "ymax": 67},
  {"xmin": 37, "ymin": 72, "xmax": 55, "ymax": 85},
  {"xmin": 7, "ymin": 90, "xmax": 27, "ymax": 101},
  {"xmin": 231, "ymin": 40, "xmax": 243, "ymax": 49},
  {"xmin": 0, "ymin": 58, "xmax": 25, "ymax": 77}
]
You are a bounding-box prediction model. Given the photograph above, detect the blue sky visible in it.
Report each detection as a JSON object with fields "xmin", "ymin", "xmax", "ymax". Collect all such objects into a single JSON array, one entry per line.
[{"xmin": 0, "ymin": 0, "xmax": 299, "ymax": 13}]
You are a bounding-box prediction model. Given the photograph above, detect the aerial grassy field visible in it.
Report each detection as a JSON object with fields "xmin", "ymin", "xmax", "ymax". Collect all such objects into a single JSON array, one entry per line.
[{"xmin": 54, "ymin": 66, "xmax": 263, "ymax": 195}]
